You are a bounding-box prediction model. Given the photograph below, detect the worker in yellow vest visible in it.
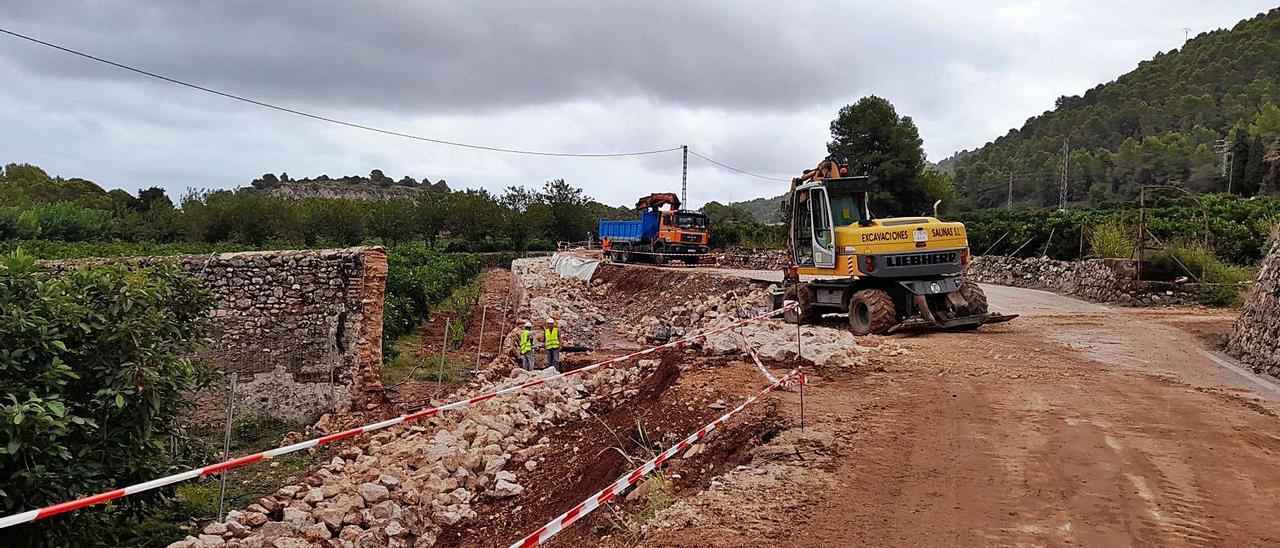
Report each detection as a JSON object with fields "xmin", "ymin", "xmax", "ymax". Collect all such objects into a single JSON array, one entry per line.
[
  {"xmin": 517, "ymin": 320, "xmax": 535, "ymax": 370},
  {"xmin": 543, "ymin": 318, "xmax": 562, "ymax": 372}
]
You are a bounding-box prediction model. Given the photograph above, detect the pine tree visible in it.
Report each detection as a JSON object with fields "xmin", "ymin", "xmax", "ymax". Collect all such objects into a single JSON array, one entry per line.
[{"xmin": 1243, "ymin": 135, "xmax": 1266, "ymax": 195}]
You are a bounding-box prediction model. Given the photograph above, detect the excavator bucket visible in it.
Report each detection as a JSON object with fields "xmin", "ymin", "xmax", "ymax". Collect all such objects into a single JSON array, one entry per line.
[{"xmin": 887, "ymin": 293, "xmax": 1018, "ymax": 334}]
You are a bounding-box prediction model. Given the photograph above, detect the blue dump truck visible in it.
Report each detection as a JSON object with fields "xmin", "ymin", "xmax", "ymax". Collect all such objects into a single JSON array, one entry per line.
[{"xmin": 599, "ymin": 192, "xmax": 711, "ymax": 264}]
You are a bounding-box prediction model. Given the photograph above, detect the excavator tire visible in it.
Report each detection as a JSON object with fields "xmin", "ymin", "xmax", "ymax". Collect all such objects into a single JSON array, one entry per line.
[
  {"xmin": 848, "ymin": 288, "xmax": 896, "ymax": 336},
  {"xmin": 783, "ymin": 284, "xmax": 820, "ymax": 325},
  {"xmin": 959, "ymin": 280, "xmax": 988, "ymax": 314}
]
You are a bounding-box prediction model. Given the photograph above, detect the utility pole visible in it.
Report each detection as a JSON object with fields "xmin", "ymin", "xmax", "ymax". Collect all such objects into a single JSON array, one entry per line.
[
  {"xmin": 681, "ymin": 145, "xmax": 688, "ymax": 209},
  {"xmin": 1059, "ymin": 138, "xmax": 1069, "ymax": 211},
  {"xmin": 1183, "ymin": 27, "xmax": 1191, "ymax": 42}
]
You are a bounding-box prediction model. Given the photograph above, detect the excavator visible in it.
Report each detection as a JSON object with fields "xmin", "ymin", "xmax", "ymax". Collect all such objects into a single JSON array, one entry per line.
[{"xmin": 773, "ymin": 175, "xmax": 1016, "ymax": 335}]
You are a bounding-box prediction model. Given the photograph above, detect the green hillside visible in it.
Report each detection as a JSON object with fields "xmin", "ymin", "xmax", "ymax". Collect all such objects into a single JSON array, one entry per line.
[
  {"xmin": 952, "ymin": 8, "xmax": 1280, "ymax": 209},
  {"xmin": 727, "ymin": 194, "xmax": 785, "ymax": 223}
]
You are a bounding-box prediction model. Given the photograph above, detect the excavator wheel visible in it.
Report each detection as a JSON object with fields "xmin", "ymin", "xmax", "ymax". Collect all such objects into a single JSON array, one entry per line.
[
  {"xmin": 848, "ymin": 289, "xmax": 896, "ymax": 336},
  {"xmin": 783, "ymin": 284, "xmax": 820, "ymax": 325},
  {"xmin": 959, "ymin": 280, "xmax": 988, "ymax": 314}
]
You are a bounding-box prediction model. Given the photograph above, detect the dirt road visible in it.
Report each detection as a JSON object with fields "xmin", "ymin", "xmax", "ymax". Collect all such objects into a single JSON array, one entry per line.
[{"xmin": 645, "ymin": 284, "xmax": 1280, "ymax": 547}]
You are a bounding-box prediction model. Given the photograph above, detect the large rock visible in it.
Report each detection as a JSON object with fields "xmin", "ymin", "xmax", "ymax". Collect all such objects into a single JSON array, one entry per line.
[{"xmin": 358, "ymin": 483, "xmax": 390, "ymax": 504}]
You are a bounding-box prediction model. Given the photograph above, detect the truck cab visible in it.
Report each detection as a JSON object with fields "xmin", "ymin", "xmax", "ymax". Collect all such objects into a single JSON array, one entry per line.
[{"xmin": 655, "ymin": 209, "xmax": 710, "ymax": 253}]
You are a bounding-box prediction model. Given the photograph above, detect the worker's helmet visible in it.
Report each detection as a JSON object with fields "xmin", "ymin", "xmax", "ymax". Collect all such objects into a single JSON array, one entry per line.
[
  {"xmin": 546, "ymin": 318, "xmax": 556, "ymax": 325},
  {"xmin": 523, "ymin": 321, "xmax": 532, "ymax": 328}
]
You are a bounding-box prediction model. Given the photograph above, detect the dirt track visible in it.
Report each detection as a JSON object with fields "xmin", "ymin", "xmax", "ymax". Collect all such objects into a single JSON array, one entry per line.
[{"xmin": 643, "ymin": 284, "xmax": 1280, "ymax": 547}]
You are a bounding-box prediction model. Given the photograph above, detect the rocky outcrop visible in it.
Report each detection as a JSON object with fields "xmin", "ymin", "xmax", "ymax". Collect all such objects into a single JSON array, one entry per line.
[
  {"xmin": 43, "ymin": 247, "xmax": 388, "ymax": 425},
  {"xmin": 1227, "ymin": 241, "xmax": 1280, "ymax": 378},
  {"xmin": 262, "ymin": 182, "xmax": 432, "ymax": 201},
  {"xmin": 966, "ymin": 255, "xmax": 1197, "ymax": 306}
]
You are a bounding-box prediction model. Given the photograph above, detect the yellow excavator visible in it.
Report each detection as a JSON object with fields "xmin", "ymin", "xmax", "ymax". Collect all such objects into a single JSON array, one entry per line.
[{"xmin": 773, "ymin": 175, "xmax": 1016, "ymax": 334}]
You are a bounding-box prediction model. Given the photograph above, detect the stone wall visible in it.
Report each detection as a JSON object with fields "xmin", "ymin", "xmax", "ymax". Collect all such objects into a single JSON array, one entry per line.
[
  {"xmin": 719, "ymin": 248, "xmax": 788, "ymax": 271},
  {"xmin": 44, "ymin": 247, "xmax": 387, "ymax": 424},
  {"xmin": 1227, "ymin": 242, "xmax": 1280, "ymax": 379},
  {"xmin": 965, "ymin": 255, "xmax": 1198, "ymax": 306}
]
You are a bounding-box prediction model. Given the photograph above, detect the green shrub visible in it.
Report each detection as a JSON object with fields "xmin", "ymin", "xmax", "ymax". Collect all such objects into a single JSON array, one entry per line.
[
  {"xmin": 1088, "ymin": 220, "xmax": 1135, "ymax": 259},
  {"xmin": 0, "ymin": 250, "xmax": 216, "ymax": 546},
  {"xmin": 0, "ymin": 208, "xmax": 41, "ymax": 239},
  {"xmin": 30, "ymin": 203, "xmax": 114, "ymax": 241},
  {"xmin": 1145, "ymin": 242, "xmax": 1256, "ymax": 306},
  {"xmin": 383, "ymin": 243, "xmax": 479, "ymax": 345}
]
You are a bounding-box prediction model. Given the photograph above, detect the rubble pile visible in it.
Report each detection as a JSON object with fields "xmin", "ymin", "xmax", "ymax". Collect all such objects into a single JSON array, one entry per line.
[
  {"xmin": 512, "ymin": 257, "xmax": 608, "ymax": 348},
  {"xmin": 168, "ymin": 365, "xmax": 649, "ymax": 548},
  {"xmin": 625, "ymin": 287, "xmax": 772, "ymax": 343},
  {"xmin": 698, "ymin": 317, "xmax": 890, "ymax": 370},
  {"xmin": 624, "ymin": 284, "xmax": 890, "ymax": 370},
  {"xmin": 1227, "ymin": 241, "xmax": 1280, "ymax": 379}
]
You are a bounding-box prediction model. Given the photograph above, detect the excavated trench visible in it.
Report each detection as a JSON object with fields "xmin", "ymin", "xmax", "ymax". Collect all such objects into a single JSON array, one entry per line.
[{"xmin": 435, "ymin": 261, "xmax": 797, "ymax": 547}]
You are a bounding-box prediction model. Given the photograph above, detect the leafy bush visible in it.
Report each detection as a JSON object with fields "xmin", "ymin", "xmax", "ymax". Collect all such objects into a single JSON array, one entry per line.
[
  {"xmin": 1088, "ymin": 220, "xmax": 1135, "ymax": 259},
  {"xmin": 383, "ymin": 243, "xmax": 479, "ymax": 346},
  {"xmin": 30, "ymin": 203, "xmax": 114, "ymax": 241},
  {"xmin": 709, "ymin": 221, "xmax": 786, "ymax": 249},
  {"xmin": 0, "ymin": 250, "xmax": 216, "ymax": 546},
  {"xmin": 0, "ymin": 208, "xmax": 41, "ymax": 239},
  {"xmin": 0, "ymin": 203, "xmax": 113, "ymax": 241}
]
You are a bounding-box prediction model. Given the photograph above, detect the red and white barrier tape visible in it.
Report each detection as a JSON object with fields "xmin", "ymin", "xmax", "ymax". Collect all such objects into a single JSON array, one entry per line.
[
  {"xmin": 738, "ymin": 331, "xmax": 780, "ymax": 383},
  {"xmin": 0, "ymin": 302, "xmax": 797, "ymax": 529},
  {"xmin": 510, "ymin": 366, "xmax": 806, "ymax": 548}
]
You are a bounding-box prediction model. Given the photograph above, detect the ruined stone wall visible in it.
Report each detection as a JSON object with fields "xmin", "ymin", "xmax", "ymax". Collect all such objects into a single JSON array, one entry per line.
[
  {"xmin": 44, "ymin": 247, "xmax": 387, "ymax": 424},
  {"xmin": 966, "ymin": 255, "xmax": 1197, "ymax": 306},
  {"xmin": 1227, "ymin": 242, "xmax": 1280, "ymax": 378}
]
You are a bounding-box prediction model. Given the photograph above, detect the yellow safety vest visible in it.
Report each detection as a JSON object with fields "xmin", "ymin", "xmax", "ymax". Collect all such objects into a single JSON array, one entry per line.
[
  {"xmin": 519, "ymin": 330, "xmax": 532, "ymax": 353},
  {"xmin": 543, "ymin": 327, "xmax": 560, "ymax": 350}
]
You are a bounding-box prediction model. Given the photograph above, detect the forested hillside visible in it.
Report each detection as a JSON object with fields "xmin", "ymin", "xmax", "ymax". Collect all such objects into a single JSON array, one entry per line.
[{"xmin": 952, "ymin": 8, "xmax": 1280, "ymax": 209}]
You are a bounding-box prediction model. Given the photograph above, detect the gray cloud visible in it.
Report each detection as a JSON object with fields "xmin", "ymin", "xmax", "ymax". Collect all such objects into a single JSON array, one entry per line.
[{"xmin": 1, "ymin": 1, "xmax": 1275, "ymax": 207}]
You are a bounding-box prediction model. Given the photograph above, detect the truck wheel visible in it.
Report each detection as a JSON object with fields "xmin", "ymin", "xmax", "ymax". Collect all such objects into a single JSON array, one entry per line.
[
  {"xmin": 959, "ymin": 281, "xmax": 988, "ymax": 314},
  {"xmin": 848, "ymin": 289, "xmax": 896, "ymax": 336},
  {"xmin": 782, "ymin": 285, "xmax": 820, "ymax": 325}
]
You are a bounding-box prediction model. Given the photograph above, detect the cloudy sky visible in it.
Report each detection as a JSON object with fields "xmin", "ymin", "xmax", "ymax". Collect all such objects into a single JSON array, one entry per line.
[{"xmin": 1, "ymin": 1, "xmax": 1274, "ymax": 208}]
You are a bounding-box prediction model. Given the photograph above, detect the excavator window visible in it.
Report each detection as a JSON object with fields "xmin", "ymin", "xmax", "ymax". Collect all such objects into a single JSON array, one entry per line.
[
  {"xmin": 812, "ymin": 188, "xmax": 833, "ymax": 249},
  {"xmin": 829, "ymin": 191, "xmax": 864, "ymax": 226}
]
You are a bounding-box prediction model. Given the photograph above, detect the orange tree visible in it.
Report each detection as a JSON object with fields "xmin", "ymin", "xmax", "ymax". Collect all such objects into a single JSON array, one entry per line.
[{"xmin": 0, "ymin": 251, "xmax": 215, "ymax": 546}]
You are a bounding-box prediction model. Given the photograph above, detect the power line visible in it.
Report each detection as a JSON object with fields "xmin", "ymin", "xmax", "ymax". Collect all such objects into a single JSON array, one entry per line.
[
  {"xmin": 687, "ymin": 149, "xmax": 790, "ymax": 182},
  {"xmin": 0, "ymin": 27, "xmax": 681, "ymax": 158}
]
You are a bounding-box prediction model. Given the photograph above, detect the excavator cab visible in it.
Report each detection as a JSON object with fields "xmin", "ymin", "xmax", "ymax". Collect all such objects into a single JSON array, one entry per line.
[{"xmin": 787, "ymin": 176, "xmax": 872, "ymax": 270}]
